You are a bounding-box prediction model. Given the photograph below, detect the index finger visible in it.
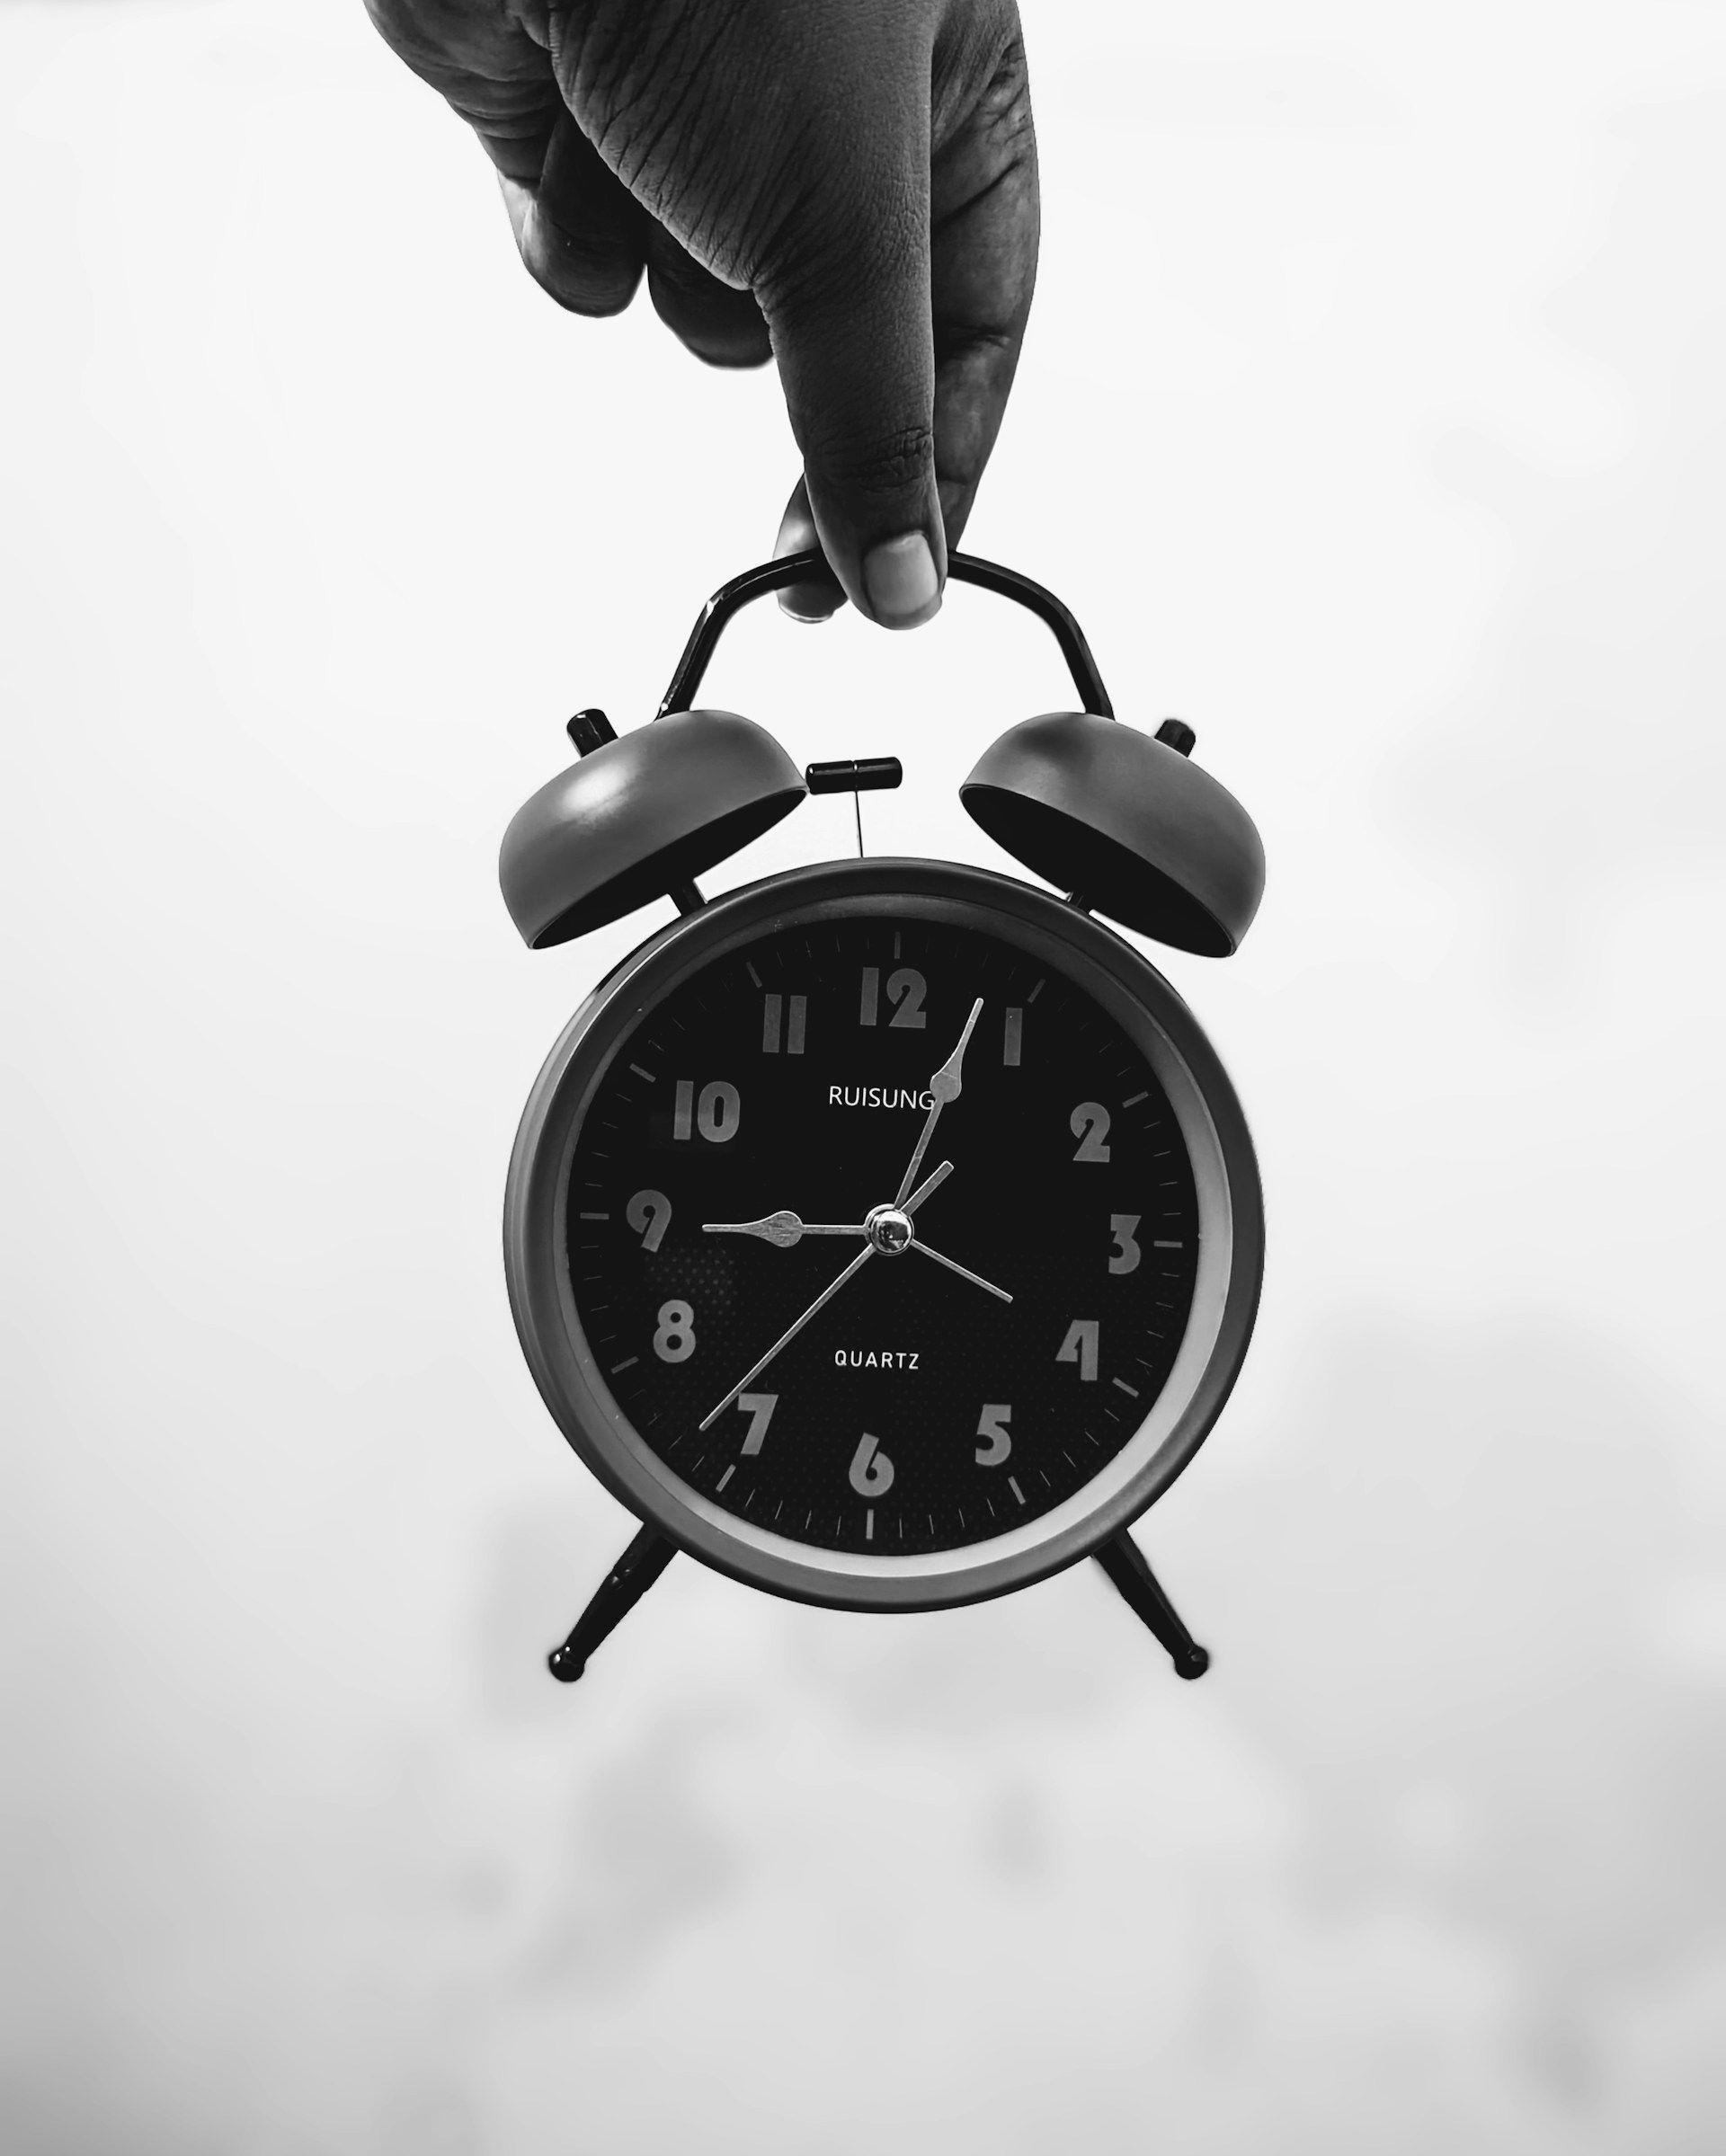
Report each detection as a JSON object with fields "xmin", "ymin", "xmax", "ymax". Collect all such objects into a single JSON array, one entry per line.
[
  {"xmin": 928, "ymin": 35, "xmax": 1039, "ymax": 548},
  {"xmin": 771, "ymin": 34, "xmax": 1038, "ymax": 622}
]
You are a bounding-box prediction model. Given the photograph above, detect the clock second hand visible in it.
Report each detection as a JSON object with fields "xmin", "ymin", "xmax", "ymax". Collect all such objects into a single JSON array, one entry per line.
[
  {"xmin": 894, "ymin": 998, "xmax": 983, "ymax": 1208},
  {"xmin": 698, "ymin": 1242, "xmax": 875, "ymax": 1431},
  {"xmin": 694, "ymin": 1162, "xmax": 956, "ymax": 1432}
]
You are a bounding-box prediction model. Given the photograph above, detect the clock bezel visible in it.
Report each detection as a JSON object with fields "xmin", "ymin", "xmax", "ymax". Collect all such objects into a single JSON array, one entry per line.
[{"xmin": 505, "ymin": 857, "xmax": 1262, "ymax": 1612}]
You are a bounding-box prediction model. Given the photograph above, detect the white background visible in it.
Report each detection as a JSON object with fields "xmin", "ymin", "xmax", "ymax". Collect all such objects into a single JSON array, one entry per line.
[{"xmin": 4, "ymin": 2, "xmax": 1724, "ymax": 2149}]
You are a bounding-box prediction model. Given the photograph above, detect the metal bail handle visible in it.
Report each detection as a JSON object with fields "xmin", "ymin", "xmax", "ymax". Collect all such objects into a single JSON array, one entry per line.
[{"xmin": 654, "ymin": 551, "xmax": 1117, "ymax": 721}]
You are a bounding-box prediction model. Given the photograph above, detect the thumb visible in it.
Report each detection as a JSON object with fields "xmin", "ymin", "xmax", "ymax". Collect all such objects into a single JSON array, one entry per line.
[{"xmin": 757, "ymin": 165, "xmax": 945, "ymax": 630}]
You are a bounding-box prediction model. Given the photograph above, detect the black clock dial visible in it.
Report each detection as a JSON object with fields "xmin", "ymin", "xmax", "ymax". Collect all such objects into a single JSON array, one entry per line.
[{"xmin": 565, "ymin": 911, "xmax": 1201, "ymax": 1557}]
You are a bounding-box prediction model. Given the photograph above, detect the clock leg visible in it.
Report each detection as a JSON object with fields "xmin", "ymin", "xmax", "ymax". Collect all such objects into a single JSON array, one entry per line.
[
  {"xmin": 547, "ymin": 1524, "xmax": 676, "ymax": 1683},
  {"xmin": 1094, "ymin": 1532, "xmax": 1211, "ymax": 1679}
]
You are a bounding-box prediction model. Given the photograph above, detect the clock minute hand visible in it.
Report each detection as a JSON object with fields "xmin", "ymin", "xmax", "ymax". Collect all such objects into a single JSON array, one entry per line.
[
  {"xmin": 895, "ymin": 998, "xmax": 983, "ymax": 1207},
  {"xmin": 698, "ymin": 1243, "xmax": 876, "ymax": 1431}
]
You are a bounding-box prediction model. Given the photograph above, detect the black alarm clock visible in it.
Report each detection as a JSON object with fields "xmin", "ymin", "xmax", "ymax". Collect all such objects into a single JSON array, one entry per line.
[{"xmin": 498, "ymin": 553, "xmax": 1265, "ymax": 1687}]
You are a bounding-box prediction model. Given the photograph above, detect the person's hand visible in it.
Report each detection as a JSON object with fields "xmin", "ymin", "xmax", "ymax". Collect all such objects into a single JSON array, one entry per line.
[{"xmin": 363, "ymin": 0, "xmax": 1038, "ymax": 627}]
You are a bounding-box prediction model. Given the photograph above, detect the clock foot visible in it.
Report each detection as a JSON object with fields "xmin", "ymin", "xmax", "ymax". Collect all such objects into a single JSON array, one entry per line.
[
  {"xmin": 547, "ymin": 1524, "xmax": 675, "ymax": 1683},
  {"xmin": 1094, "ymin": 1532, "xmax": 1211, "ymax": 1679}
]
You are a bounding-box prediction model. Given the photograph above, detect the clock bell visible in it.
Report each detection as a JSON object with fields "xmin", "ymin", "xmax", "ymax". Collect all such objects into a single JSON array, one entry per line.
[{"xmin": 500, "ymin": 551, "xmax": 1263, "ymax": 957}]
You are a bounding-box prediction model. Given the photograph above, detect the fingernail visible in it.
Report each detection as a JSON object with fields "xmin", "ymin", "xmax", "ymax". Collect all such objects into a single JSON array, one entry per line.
[
  {"xmin": 861, "ymin": 533, "xmax": 941, "ymax": 629},
  {"xmin": 778, "ymin": 588, "xmax": 841, "ymax": 625}
]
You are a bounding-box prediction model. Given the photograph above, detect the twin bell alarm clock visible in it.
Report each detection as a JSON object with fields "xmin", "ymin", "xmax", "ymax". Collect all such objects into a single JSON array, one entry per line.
[{"xmin": 498, "ymin": 552, "xmax": 1265, "ymax": 1687}]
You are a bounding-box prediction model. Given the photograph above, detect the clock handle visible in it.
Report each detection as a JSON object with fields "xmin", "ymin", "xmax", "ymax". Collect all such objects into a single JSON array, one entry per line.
[
  {"xmin": 1093, "ymin": 1532, "xmax": 1211, "ymax": 1680},
  {"xmin": 655, "ymin": 550, "xmax": 1116, "ymax": 721},
  {"xmin": 547, "ymin": 1523, "xmax": 676, "ymax": 1683}
]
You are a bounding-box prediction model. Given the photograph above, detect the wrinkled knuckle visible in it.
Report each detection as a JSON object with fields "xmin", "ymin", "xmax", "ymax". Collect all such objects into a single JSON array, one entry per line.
[
  {"xmin": 819, "ymin": 423, "xmax": 937, "ymax": 505},
  {"xmin": 972, "ymin": 38, "xmax": 1036, "ymax": 155}
]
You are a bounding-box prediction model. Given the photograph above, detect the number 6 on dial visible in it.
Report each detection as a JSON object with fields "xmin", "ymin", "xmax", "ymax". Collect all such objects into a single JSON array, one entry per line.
[{"xmin": 849, "ymin": 1433, "xmax": 894, "ymax": 1496}]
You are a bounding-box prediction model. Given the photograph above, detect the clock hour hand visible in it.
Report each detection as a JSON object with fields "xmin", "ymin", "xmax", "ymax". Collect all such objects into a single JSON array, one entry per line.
[
  {"xmin": 703, "ymin": 1211, "xmax": 865, "ymax": 1248},
  {"xmin": 698, "ymin": 1242, "xmax": 876, "ymax": 1431},
  {"xmin": 909, "ymin": 1240, "xmax": 1013, "ymax": 1303},
  {"xmin": 701, "ymin": 1161, "xmax": 954, "ymax": 1249},
  {"xmin": 895, "ymin": 998, "xmax": 983, "ymax": 1206}
]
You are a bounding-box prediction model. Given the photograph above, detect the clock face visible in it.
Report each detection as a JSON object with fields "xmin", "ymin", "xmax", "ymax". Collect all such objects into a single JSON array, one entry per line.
[{"xmin": 561, "ymin": 906, "xmax": 1203, "ymax": 1560}]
